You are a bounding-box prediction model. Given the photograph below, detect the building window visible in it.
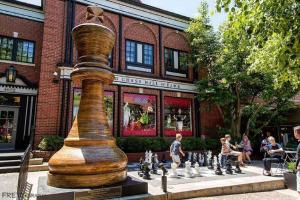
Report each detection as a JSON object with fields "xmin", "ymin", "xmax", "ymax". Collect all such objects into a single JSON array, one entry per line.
[
  {"xmin": 72, "ymin": 88, "xmax": 114, "ymax": 134},
  {"xmin": 125, "ymin": 40, "xmax": 154, "ymax": 73},
  {"xmin": 0, "ymin": 36, "xmax": 35, "ymax": 64},
  {"xmin": 164, "ymin": 48, "xmax": 189, "ymax": 78},
  {"xmin": 123, "ymin": 93, "xmax": 156, "ymax": 136},
  {"xmin": 164, "ymin": 97, "xmax": 193, "ymax": 136}
]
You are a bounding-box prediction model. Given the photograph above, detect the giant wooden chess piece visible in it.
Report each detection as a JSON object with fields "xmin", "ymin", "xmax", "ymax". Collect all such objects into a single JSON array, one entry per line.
[{"xmin": 47, "ymin": 6, "xmax": 127, "ymax": 188}]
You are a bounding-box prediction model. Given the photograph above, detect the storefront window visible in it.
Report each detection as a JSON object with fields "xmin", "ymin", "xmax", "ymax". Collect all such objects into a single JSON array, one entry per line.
[
  {"xmin": 72, "ymin": 88, "xmax": 114, "ymax": 134},
  {"xmin": 164, "ymin": 97, "xmax": 192, "ymax": 136},
  {"xmin": 123, "ymin": 93, "xmax": 156, "ymax": 136}
]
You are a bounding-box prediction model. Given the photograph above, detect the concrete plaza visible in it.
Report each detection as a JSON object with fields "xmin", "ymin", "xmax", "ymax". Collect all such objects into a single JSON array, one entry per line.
[{"xmin": 1, "ymin": 161, "xmax": 298, "ymax": 200}]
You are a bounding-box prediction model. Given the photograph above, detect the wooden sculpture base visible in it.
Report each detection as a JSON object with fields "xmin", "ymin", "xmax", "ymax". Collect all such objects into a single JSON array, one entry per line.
[{"xmin": 48, "ymin": 170, "xmax": 127, "ymax": 188}]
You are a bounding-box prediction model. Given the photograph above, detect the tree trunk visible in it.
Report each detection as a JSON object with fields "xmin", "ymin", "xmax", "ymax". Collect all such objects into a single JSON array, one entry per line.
[{"xmin": 234, "ymin": 84, "xmax": 241, "ymax": 137}]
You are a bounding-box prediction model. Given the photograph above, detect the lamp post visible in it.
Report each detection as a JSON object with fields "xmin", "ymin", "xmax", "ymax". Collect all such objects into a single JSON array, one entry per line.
[{"xmin": 6, "ymin": 66, "xmax": 16, "ymax": 83}]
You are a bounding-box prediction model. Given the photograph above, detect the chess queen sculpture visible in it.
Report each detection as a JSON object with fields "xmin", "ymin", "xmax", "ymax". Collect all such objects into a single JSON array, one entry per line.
[{"xmin": 47, "ymin": 6, "xmax": 128, "ymax": 188}]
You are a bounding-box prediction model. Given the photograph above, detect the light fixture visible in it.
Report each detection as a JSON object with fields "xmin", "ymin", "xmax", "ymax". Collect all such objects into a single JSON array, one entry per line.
[{"xmin": 6, "ymin": 66, "xmax": 17, "ymax": 83}]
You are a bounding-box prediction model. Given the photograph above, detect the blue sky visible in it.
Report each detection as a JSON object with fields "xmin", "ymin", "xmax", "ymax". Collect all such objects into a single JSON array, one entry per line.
[{"xmin": 142, "ymin": 0, "xmax": 228, "ymax": 30}]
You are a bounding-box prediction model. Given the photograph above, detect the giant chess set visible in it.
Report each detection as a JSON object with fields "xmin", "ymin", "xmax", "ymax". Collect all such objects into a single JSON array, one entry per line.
[{"xmin": 134, "ymin": 150, "xmax": 245, "ymax": 184}]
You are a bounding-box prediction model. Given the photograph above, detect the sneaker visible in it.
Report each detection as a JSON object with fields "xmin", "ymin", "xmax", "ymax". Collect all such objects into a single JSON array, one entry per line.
[{"xmin": 263, "ymin": 171, "xmax": 271, "ymax": 176}]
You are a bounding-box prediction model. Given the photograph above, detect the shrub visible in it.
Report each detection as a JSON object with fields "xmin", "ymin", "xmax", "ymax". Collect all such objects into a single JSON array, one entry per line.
[
  {"xmin": 116, "ymin": 137, "xmax": 170, "ymax": 153},
  {"xmin": 38, "ymin": 135, "xmax": 64, "ymax": 151},
  {"xmin": 287, "ymin": 162, "xmax": 297, "ymax": 173}
]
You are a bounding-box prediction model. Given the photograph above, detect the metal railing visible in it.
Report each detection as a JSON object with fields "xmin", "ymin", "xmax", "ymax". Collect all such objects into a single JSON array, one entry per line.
[{"xmin": 17, "ymin": 143, "xmax": 32, "ymax": 200}]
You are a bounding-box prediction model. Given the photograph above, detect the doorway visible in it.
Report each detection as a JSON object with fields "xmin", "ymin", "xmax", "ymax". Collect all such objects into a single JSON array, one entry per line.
[{"xmin": 0, "ymin": 106, "xmax": 19, "ymax": 150}]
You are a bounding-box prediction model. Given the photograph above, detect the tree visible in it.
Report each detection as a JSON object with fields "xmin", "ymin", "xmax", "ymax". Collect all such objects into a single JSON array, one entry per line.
[
  {"xmin": 187, "ymin": 1, "xmax": 298, "ymax": 137},
  {"xmin": 216, "ymin": 0, "xmax": 300, "ymax": 89}
]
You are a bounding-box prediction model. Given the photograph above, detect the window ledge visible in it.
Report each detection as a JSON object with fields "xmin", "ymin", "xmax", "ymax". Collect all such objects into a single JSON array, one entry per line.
[{"xmin": 0, "ymin": 60, "xmax": 35, "ymax": 67}]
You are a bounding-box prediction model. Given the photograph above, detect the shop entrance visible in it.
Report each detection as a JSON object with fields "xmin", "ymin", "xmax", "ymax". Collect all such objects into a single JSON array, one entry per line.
[{"xmin": 0, "ymin": 106, "xmax": 19, "ymax": 150}]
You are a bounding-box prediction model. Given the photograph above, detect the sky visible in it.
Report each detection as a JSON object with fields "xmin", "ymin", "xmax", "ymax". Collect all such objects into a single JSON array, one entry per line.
[
  {"xmin": 17, "ymin": 0, "xmax": 227, "ymax": 30},
  {"xmin": 142, "ymin": 0, "xmax": 228, "ymax": 31}
]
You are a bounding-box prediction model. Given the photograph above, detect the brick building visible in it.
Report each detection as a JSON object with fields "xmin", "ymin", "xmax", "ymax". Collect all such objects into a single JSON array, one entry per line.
[{"xmin": 0, "ymin": 0, "xmax": 223, "ymax": 150}]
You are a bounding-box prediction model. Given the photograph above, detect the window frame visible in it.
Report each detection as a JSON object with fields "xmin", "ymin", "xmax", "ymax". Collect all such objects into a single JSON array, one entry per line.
[
  {"xmin": 0, "ymin": 35, "xmax": 35, "ymax": 64},
  {"xmin": 164, "ymin": 47, "xmax": 189, "ymax": 77},
  {"xmin": 125, "ymin": 39, "xmax": 154, "ymax": 73}
]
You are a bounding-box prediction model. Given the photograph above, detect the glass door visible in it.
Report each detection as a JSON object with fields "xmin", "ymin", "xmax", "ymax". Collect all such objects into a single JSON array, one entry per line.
[{"xmin": 0, "ymin": 107, "xmax": 19, "ymax": 150}]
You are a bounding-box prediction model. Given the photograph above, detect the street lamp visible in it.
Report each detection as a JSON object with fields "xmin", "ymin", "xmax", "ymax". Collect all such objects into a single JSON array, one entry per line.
[{"xmin": 6, "ymin": 66, "xmax": 16, "ymax": 83}]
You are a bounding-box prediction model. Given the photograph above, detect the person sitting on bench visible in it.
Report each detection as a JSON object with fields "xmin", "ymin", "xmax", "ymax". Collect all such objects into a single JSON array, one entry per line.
[
  {"xmin": 262, "ymin": 136, "xmax": 284, "ymax": 176},
  {"xmin": 224, "ymin": 134, "xmax": 244, "ymax": 166}
]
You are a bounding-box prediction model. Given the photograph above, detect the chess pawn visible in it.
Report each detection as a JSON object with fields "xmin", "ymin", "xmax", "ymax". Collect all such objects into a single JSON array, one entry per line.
[
  {"xmin": 225, "ymin": 158, "xmax": 233, "ymax": 174},
  {"xmin": 138, "ymin": 157, "xmax": 144, "ymax": 177},
  {"xmin": 170, "ymin": 162, "xmax": 178, "ymax": 178},
  {"xmin": 215, "ymin": 154, "xmax": 223, "ymax": 175},
  {"xmin": 193, "ymin": 153, "xmax": 197, "ymax": 165},
  {"xmin": 185, "ymin": 161, "xmax": 193, "ymax": 178},
  {"xmin": 208, "ymin": 156, "xmax": 214, "ymax": 170},
  {"xmin": 188, "ymin": 152, "xmax": 192, "ymax": 161},
  {"xmin": 194, "ymin": 162, "xmax": 201, "ymax": 176},
  {"xmin": 151, "ymin": 154, "xmax": 158, "ymax": 174},
  {"xmin": 203, "ymin": 152, "xmax": 208, "ymax": 166},
  {"xmin": 154, "ymin": 153, "xmax": 159, "ymax": 164},
  {"xmin": 148, "ymin": 151, "xmax": 153, "ymax": 164},
  {"xmin": 213, "ymin": 156, "xmax": 218, "ymax": 168},
  {"xmin": 234, "ymin": 161, "xmax": 242, "ymax": 173},
  {"xmin": 143, "ymin": 163, "xmax": 151, "ymax": 180},
  {"xmin": 145, "ymin": 150, "xmax": 149, "ymax": 163}
]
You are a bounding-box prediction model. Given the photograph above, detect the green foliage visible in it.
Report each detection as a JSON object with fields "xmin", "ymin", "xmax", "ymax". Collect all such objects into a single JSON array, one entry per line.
[
  {"xmin": 38, "ymin": 135, "xmax": 64, "ymax": 151},
  {"xmin": 187, "ymin": 0, "xmax": 299, "ymax": 137},
  {"xmin": 216, "ymin": 0, "xmax": 300, "ymax": 89},
  {"xmin": 116, "ymin": 137, "xmax": 170, "ymax": 153},
  {"xmin": 116, "ymin": 137, "xmax": 220, "ymax": 153},
  {"xmin": 287, "ymin": 162, "xmax": 297, "ymax": 173},
  {"xmin": 181, "ymin": 137, "xmax": 220, "ymax": 151}
]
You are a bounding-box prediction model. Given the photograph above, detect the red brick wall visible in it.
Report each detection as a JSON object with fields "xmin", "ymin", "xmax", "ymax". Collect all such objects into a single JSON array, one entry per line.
[
  {"xmin": 34, "ymin": 0, "xmax": 66, "ymax": 147},
  {"xmin": 0, "ymin": 14, "xmax": 43, "ymax": 84},
  {"xmin": 162, "ymin": 27, "xmax": 193, "ymax": 82},
  {"xmin": 200, "ymin": 102, "xmax": 223, "ymax": 138},
  {"xmin": 122, "ymin": 17, "xmax": 160, "ymax": 77}
]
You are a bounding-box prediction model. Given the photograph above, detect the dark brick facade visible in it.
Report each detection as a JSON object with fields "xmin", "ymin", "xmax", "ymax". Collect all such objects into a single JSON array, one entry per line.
[{"xmin": 0, "ymin": 14, "xmax": 43, "ymax": 84}]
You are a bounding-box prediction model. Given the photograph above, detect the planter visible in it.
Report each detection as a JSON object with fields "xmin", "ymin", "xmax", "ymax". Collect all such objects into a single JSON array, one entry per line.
[
  {"xmin": 32, "ymin": 150, "xmax": 57, "ymax": 162},
  {"xmin": 284, "ymin": 172, "xmax": 296, "ymax": 191}
]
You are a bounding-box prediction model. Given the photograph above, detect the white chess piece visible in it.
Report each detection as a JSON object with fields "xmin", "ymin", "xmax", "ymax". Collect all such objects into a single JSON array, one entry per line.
[
  {"xmin": 218, "ymin": 153, "xmax": 222, "ymax": 165},
  {"xmin": 170, "ymin": 162, "xmax": 178, "ymax": 178},
  {"xmin": 148, "ymin": 150, "xmax": 153, "ymax": 164},
  {"xmin": 188, "ymin": 152, "xmax": 192, "ymax": 161},
  {"xmin": 200, "ymin": 154, "xmax": 205, "ymax": 166},
  {"xmin": 185, "ymin": 161, "xmax": 193, "ymax": 178},
  {"xmin": 194, "ymin": 162, "xmax": 201, "ymax": 176},
  {"xmin": 145, "ymin": 151, "xmax": 149, "ymax": 163},
  {"xmin": 207, "ymin": 151, "xmax": 212, "ymax": 164},
  {"xmin": 213, "ymin": 155, "xmax": 218, "ymax": 168},
  {"xmin": 154, "ymin": 153, "xmax": 159, "ymax": 164}
]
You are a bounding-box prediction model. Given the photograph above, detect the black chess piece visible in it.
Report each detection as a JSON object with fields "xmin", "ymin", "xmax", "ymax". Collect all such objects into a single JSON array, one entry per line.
[
  {"xmin": 161, "ymin": 153, "xmax": 167, "ymax": 163},
  {"xmin": 138, "ymin": 157, "xmax": 144, "ymax": 177},
  {"xmin": 208, "ymin": 157, "xmax": 214, "ymax": 170},
  {"xmin": 203, "ymin": 152, "xmax": 208, "ymax": 166},
  {"xmin": 234, "ymin": 161, "xmax": 242, "ymax": 173},
  {"xmin": 151, "ymin": 155, "xmax": 158, "ymax": 174},
  {"xmin": 159, "ymin": 163, "xmax": 168, "ymax": 192},
  {"xmin": 225, "ymin": 157, "xmax": 233, "ymax": 174},
  {"xmin": 143, "ymin": 163, "xmax": 151, "ymax": 180},
  {"xmin": 215, "ymin": 160, "xmax": 223, "ymax": 175}
]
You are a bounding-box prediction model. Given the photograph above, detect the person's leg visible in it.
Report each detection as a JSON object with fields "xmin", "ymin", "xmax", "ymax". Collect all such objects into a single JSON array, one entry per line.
[
  {"xmin": 297, "ymin": 171, "xmax": 300, "ymax": 198},
  {"xmin": 263, "ymin": 158, "xmax": 272, "ymax": 175},
  {"xmin": 245, "ymin": 151, "xmax": 251, "ymax": 162}
]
